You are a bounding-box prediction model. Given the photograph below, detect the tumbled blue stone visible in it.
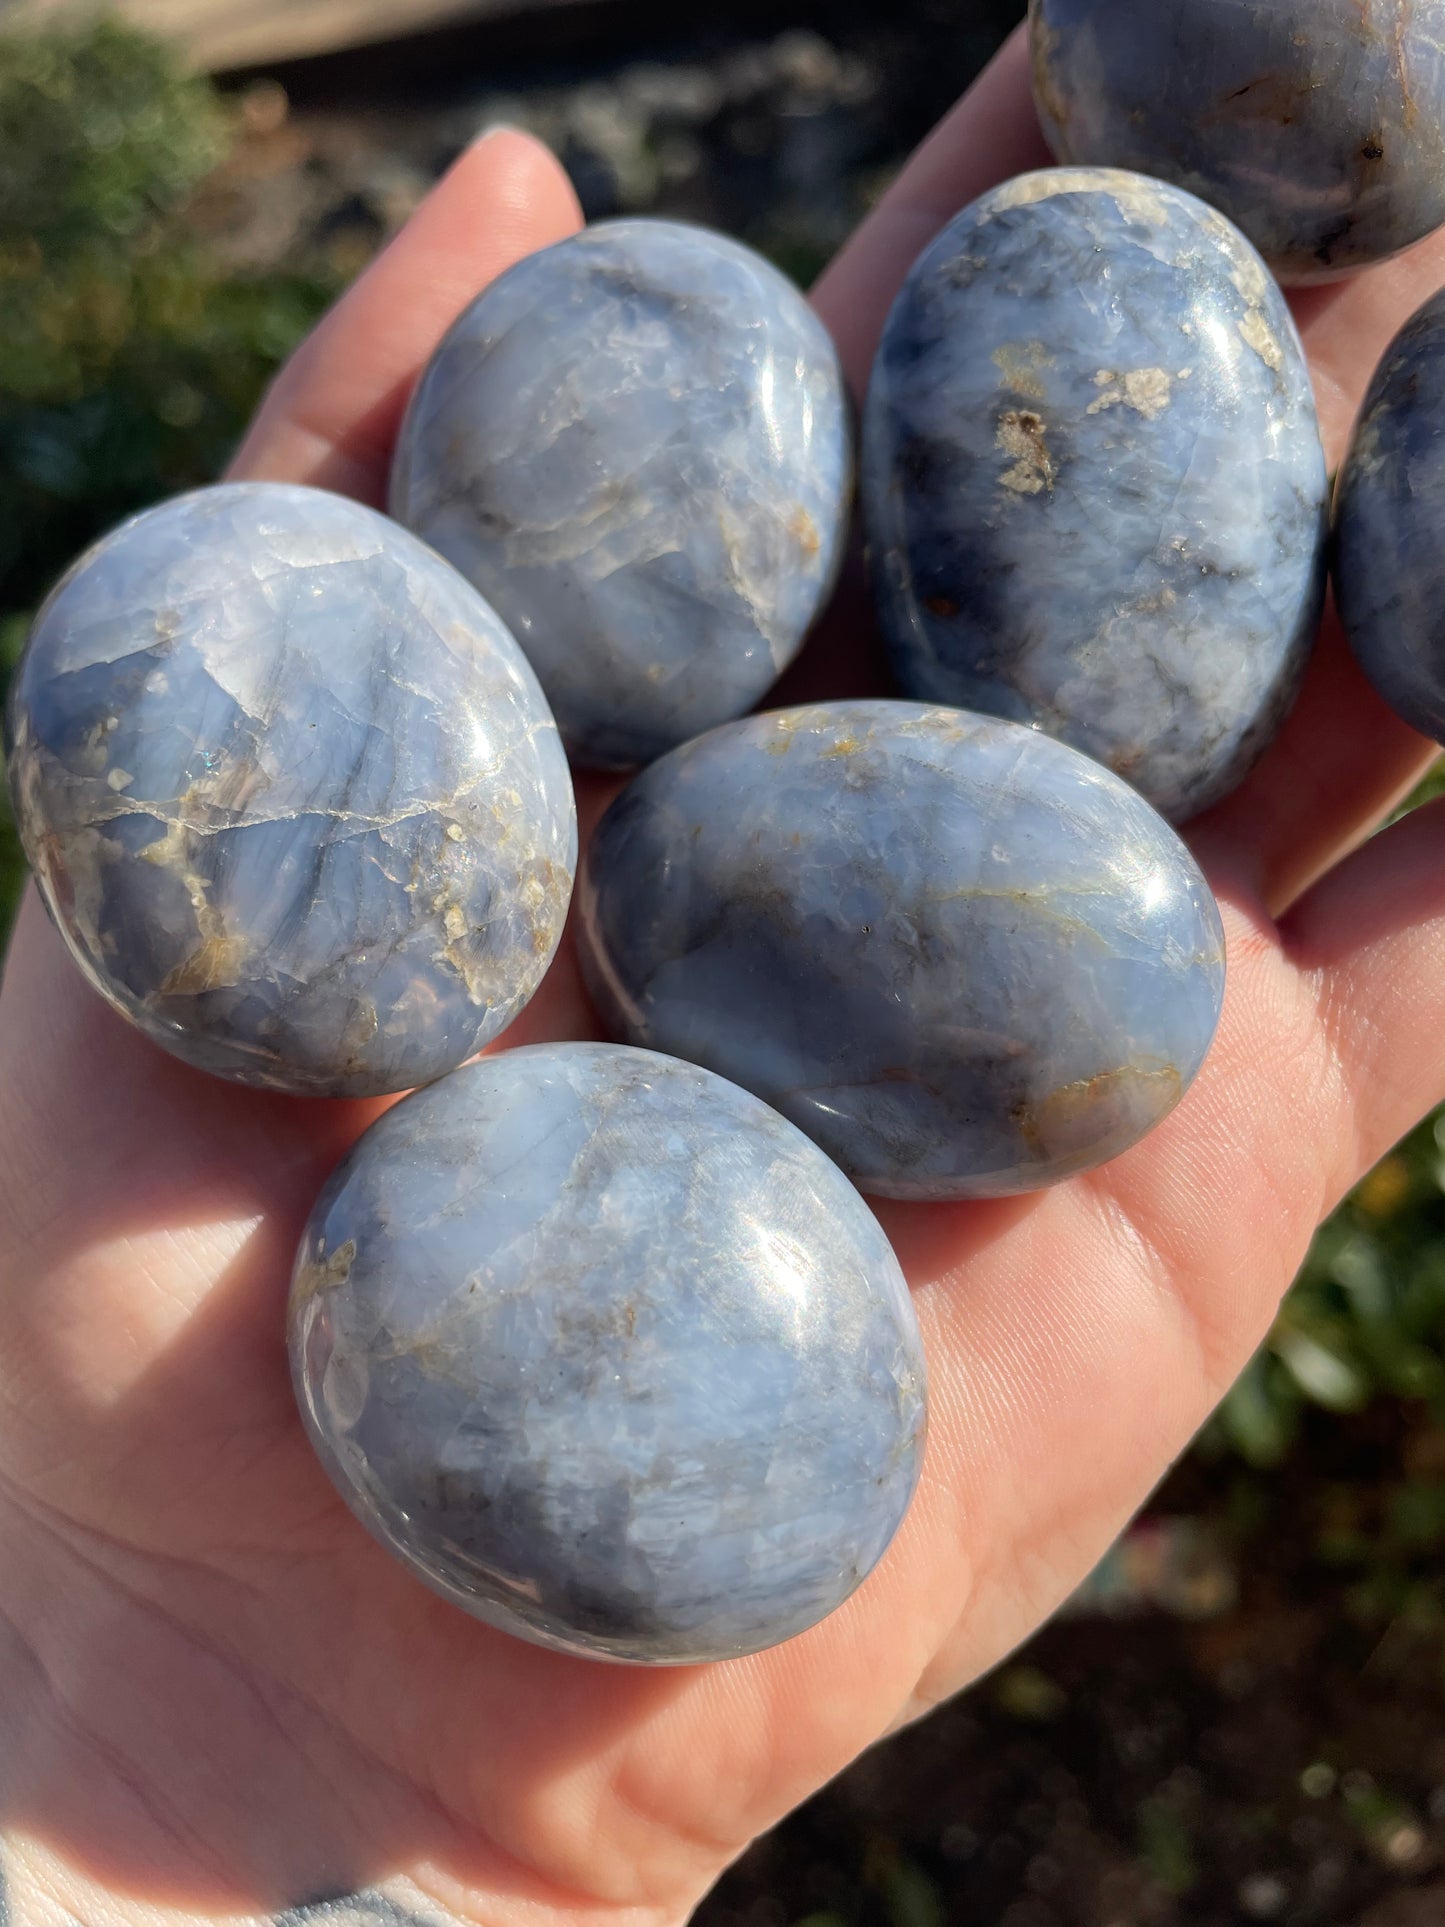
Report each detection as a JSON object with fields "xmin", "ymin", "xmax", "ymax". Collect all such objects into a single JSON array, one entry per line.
[
  {"xmin": 1336, "ymin": 288, "xmax": 1445, "ymax": 743},
  {"xmin": 8, "ymin": 483, "xmax": 576, "ymax": 1098},
  {"xmin": 579, "ymin": 702, "xmax": 1226, "ymax": 1201},
  {"xmin": 389, "ymin": 218, "xmax": 852, "ymax": 770},
  {"xmin": 862, "ymin": 167, "xmax": 1328, "ymax": 823},
  {"xmin": 1029, "ymin": 0, "xmax": 1445, "ymax": 284},
  {"xmin": 289, "ymin": 1042, "xmax": 926, "ymax": 1665}
]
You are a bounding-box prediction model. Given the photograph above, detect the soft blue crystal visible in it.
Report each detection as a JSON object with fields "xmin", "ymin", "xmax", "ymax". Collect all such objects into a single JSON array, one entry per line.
[
  {"xmin": 1336, "ymin": 288, "xmax": 1445, "ymax": 743},
  {"xmin": 7, "ymin": 483, "xmax": 576, "ymax": 1098},
  {"xmin": 288, "ymin": 1042, "xmax": 927, "ymax": 1665},
  {"xmin": 389, "ymin": 218, "xmax": 852, "ymax": 770},
  {"xmin": 579, "ymin": 702, "xmax": 1226, "ymax": 1201},
  {"xmin": 862, "ymin": 167, "xmax": 1327, "ymax": 824},
  {"xmin": 1029, "ymin": 0, "xmax": 1445, "ymax": 283}
]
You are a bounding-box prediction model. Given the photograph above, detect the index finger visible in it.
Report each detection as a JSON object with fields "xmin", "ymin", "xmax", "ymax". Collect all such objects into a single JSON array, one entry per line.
[{"xmin": 229, "ymin": 128, "xmax": 583, "ymax": 502}]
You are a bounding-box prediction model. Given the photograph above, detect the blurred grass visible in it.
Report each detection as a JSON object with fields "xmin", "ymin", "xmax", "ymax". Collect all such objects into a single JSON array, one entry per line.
[{"xmin": 2, "ymin": 17, "xmax": 1444, "ymax": 1485}]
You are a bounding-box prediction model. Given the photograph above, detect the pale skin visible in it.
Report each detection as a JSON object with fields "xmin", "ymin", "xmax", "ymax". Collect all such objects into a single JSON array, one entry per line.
[{"xmin": 2, "ymin": 27, "xmax": 1445, "ymax": 1927}]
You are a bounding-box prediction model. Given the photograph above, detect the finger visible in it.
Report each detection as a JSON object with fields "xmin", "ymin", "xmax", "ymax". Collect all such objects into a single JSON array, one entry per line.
[
  {"xmin": 811, "ymin": 29, "xmax": 1050, "ymax": 394},
  {"xmin": 229, "ymin": 128, "xmax": 583, "ymax": 502},
  {"xmin": 1192, "ymin": 229, "xmax": 1445, "ymax": 908},
  {"xmin": 1276, "ymin": 793, "xmax": 1445, "ymax": 1189},
  {"xmin": 1295, "ymin": 224, "xmax": 1445, "ymax": 469},
  {"xmin": 1190, "ymin": 605, "xmax": 1441, "ymax": 916}
]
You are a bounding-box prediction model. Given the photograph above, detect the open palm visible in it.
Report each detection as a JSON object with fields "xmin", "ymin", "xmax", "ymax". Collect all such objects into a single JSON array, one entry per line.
[{"xmin": 4, "ymin": 31, "xmax": 1445, "ymax": 1927}]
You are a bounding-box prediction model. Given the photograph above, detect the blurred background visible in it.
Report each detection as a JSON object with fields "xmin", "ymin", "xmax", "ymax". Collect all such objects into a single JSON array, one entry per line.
[{"xmin": 1, "ymin": 2, "xmax": 1444, "ymax": 1922}]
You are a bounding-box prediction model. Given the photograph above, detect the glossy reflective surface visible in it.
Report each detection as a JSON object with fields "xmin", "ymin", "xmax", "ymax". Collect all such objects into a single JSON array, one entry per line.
[
  {"xmin": 863, "ymin": 168, "xmax": 1327, "ymax": 824},
  {"xmin": 390, "ymin": 218, "xmax": 852, "ymax": 770},
  {"xmin": 1336, "ymin": 288, "xmax": 1445, "ymax": 744},
  {"xmin": 579, "ymin": 702, "xmax": 1227, "ymax": 1201},
  {"xmin": 289, "ymin": 1042, "xmax": 927, "ymax": 1665},
  {"xmin": 8, "ymin": 483, "xmax": 576, "ymax": 1097},
  {"xmin": 1029, "ymin": 0, "xmax": 1445, "ymax": 284}
]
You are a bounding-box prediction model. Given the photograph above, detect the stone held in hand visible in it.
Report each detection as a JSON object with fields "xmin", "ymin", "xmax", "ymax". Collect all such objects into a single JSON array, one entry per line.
[
  {"xmin": 389, "ymin": 217, "xmax": 853, "ymax": 772},
  {"xmin": 288, "ymin": 1041, "xmax": 927, "ymax": 1665},
  {"xmin": 862, "ymin": 166, "xmax": 1328, "ymax": 824},
  {"xmin": 1335, "ymin": 287, "xmax": 1445, "ymax": 745},
  {"xmin": 7, "ymin": 482, "xmax": 577, "ymax": 1098},
  {"xmin": 1028, "ymin": 0, "xmax": 1445, "ymax": 284},
  {"xmin": 578, "ymin": 700, "xmax": 1227, "ymax": 1201}
]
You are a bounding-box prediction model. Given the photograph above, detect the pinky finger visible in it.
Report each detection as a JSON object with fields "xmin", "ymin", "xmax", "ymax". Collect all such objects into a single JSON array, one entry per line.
[{"xmin": 1280, "ymin": 795, "xmax": 1445, "ymax": 1194}]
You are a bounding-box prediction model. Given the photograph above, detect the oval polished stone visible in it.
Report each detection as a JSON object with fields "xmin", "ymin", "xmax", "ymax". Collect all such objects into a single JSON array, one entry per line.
[
  {"xmin": 1029, "ymin": 0, "xmax": 1445, "ymax": 285},
  {"xmin": 862, "ymin": 167, "xmax": 1328, "ymax": 823},
  {"xmin": 8, "ymin": 483, "xmax": 576, "ymax": 1098},
  {"xmin": 1336, "ymin": 287, "xmax": 1445, "ymax": 742},
  {"xmin": 389, "ymin": 218, "xmax": 852, "ymax": 771},
  {"xmin": 579, "ymin": 702, "xmax": 1227, "ymax": 1201},
  {"xmin": 289, "ymin": 1042, "xmax": 927, "ymax": 1665}
]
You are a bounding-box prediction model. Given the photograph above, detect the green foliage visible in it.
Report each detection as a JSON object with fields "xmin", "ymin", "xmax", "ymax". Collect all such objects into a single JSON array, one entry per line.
[
  {"xmin": 0, "ymin": 20, "xmax": 338, "ymax": 623},
  {"xmin": 1221, "ymin": 1106, "xmax": 1445, "ymax": 1464},
  {"xmin": 0, "ymin": 257, "xmax": 333, "ymax": 615},
  {"xmin": 0, "ymin": 17, "xmax": 224, "ymax": 258}
]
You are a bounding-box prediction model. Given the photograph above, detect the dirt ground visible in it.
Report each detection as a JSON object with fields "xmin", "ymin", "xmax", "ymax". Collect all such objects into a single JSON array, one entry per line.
[
  {"xmin": 697, "ymin": 1407, "xmax": 1445, "ymax": 1927},
  {"xmin": 199, "ymin": 0, "xmax": 1022, "ymax": 288}
]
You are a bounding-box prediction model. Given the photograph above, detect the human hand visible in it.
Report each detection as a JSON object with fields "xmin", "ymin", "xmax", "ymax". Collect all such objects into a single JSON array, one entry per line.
[{"xmin": 2, "ymin": 28, "xmax": 1444, "ymax": 1927}]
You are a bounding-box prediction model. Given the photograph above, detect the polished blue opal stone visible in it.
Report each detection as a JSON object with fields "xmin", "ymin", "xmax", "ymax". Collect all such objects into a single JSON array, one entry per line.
[
  {"xmin": 579, "ymin": 702, "xmax": 1226, "ymax": 1201},
  {"xmin": 862, "ymin": 167, "xmax": 1328, "ymax": 823},
  {"xmin": 8, "ymin": 483, "xmax": 576, "ymax": 1098},
  {"xmin": 1029, "ymin": 0, "xmax": 1445, "ymax": 284},
  {"xmin": 1336, "ymin": 288, "xmax": 1445, "ymax": 744},
  {"xmin": 389, "ymin": 218, "xmax": 852, "ymax": 771},
  {"xmin": 289, "ymin": 1042, "xmax": 926, "ymax": 1665}
]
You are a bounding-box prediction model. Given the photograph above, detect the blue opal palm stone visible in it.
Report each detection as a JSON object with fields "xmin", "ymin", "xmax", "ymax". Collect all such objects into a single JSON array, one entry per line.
[
  {"xmin": 1336, "ymin": 288, "xmax": 1445, "ymax": 742},
  {"xmin": 389, "ymin": 218, "xmax": 852, "ymax": 770},
  {"xmin": 1029, "ymin": 0, "xmax": 1445, "ymax": 284},
  {"xmin": 579, "ymin": 703, "xmax": 1226, "ymax": 1201},
  {"xmin": 862, "ymin": 168, "xmax": 1327, "ymax": 823},
  {"xmin": 8, "ymin": 483, "xmax": 576, "ymax": 1098},
  {"xmin": 289, "ymin": 1043, "xmax": 927, "ymax": 1664}
]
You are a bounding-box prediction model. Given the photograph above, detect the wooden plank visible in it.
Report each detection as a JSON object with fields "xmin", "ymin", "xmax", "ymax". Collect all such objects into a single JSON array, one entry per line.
[{"xmin": 0, "ymin": 0, "xmax": 599, "ymax": 71}]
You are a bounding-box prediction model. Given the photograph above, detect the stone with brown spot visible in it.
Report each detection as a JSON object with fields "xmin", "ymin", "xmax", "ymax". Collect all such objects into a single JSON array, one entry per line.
[{"xmin": 862, "ymin": 166, "xmax": 1327, "ymax": 822}]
